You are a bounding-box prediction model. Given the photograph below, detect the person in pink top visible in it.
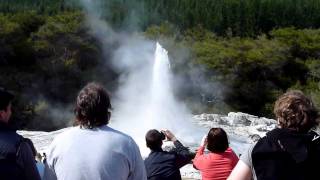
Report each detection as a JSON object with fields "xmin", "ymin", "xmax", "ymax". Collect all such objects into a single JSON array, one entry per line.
[{"xmin": 193, "ymin": 128, "xmax": 239, "ymax": 180}]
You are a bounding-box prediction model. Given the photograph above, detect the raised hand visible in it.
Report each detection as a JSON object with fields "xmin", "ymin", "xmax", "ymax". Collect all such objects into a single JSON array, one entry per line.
[
  {"xmin": 161, "ymin": 129, "xmax": 177, "ymax": 142},
  {"xmin": 200, "ymin": 135, "xmax": 208, "ymax": 147}
]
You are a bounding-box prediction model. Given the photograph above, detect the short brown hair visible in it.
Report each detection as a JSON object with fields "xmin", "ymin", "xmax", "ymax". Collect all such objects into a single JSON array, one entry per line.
[
  {"xmin": 274, "ymin": 90, "xmax": 319, "ymax": 133},
  {"xmin": 74, "ymin": 82, "xmax": 111, "ymax": 128},
  {"xmin": 207, "ymin": 128, "xmax": 229, "ymax": 153}
]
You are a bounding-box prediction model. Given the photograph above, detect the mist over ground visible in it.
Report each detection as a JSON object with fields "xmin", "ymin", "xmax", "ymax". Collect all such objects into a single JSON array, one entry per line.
[
  {"xmin": 27, "ymin": 0, "xmax": 219, "ymax": 131},
  {"xmin": 76, "ymin": 0, "xmax": 209, "ymax": 150}
]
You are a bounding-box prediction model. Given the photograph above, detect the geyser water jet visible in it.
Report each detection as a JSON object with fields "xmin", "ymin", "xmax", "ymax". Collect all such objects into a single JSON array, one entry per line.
[
  {"xmin": 111, "ymin": 42, "xmax": 204, "ymax": 156},
  {"xmin": 77, "ymin": 0, "xmax": 204, "ymax": 156}
]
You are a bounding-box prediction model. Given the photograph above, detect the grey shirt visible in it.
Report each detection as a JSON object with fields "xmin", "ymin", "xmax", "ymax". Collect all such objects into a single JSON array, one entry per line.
[
  {"xmin": 240, "ymin": 143, "xmax": 257, "ymax": 180},
  {"xmin": 43, "ymin": 126, "xmax": 147, "ymax": 180}
]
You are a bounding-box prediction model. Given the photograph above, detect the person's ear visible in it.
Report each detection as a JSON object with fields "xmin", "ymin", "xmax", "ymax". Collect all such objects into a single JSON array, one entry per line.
[
  {"xmin": 0, "ymin": 110, "xmax": 5, "ymax": 120},
  {"xmin": 108, "ymin": 111, "xmax": 111, "ymax": 120},
  {"xmin": 277, "ymin": 118, "xmax": 282, "ymax": 128}
]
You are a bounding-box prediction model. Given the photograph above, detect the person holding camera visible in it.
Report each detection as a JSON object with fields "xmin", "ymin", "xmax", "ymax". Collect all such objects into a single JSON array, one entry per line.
[
  {"xmin": 193, "ymin": 128, "xmax": 238, "ymax": 180},
  {"xmin": 144, "ymin": 129, "xmax": 193, "ymax": 180}
]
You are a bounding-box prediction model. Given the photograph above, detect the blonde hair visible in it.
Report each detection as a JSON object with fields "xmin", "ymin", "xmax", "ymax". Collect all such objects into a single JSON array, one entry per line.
[{"xmin": 274, "ymin": 90, "xmax": 319, "ymax": 132}]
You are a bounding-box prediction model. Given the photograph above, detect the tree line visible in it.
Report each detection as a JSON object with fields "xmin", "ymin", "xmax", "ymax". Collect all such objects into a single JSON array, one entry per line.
[{"xmin": 2, "ymin": 0, "xmax": 320, "ymax": 36}]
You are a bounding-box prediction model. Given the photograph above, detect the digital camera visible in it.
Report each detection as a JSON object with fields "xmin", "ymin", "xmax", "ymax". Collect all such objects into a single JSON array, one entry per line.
[{"xmin": 160, "ymin": 131, "xmax": 166, "ymax": 140}]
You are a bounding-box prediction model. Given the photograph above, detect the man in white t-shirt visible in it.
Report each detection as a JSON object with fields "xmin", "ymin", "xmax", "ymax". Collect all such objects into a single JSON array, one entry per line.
[{"xmin": 43, "ymin": 82, "xmax": 147, "ymax": 180}]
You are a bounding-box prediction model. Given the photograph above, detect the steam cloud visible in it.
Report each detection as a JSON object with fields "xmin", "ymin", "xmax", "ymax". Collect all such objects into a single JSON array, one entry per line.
[{"xmin": 77, "ymin": 0, "xmax": 206, "ymax": 156}]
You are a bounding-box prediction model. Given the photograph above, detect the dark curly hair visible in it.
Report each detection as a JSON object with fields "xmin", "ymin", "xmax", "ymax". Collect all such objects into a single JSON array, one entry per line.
[
  {"xmin": 206, "ymin": 128, "xmax": 229, "ymax": 153},
  {"xmin": 274, "ymin": 90, "xmax": 319, "ymax": 133},
  {"xmin": 74, "ymin": 82, "xmax": 111, "ymax": 128}
]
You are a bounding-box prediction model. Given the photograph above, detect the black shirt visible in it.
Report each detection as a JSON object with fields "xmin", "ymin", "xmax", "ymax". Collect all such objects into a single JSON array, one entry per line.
[{"xmin": 144, "ymin": 140, "xmax": 193, "ymax": 180}]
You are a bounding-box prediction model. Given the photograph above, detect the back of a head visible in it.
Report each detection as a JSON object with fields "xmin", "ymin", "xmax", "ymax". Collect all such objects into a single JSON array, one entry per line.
[
  {"xmin": 74, "ymin": 82, "xmax": 111, "ymax": 129},
  {"xmin": 0, "ymin": 87, "xmax": 14, "ymax": 111},
  {"xmin": 146, "ymin": 129, "xmax": 163, "ymax": 150},
  {"xmin": 274, "ymin": 90, "xmax": 319, "ymax": 133},
  {"xmin": 207, "ymin": 128, "xmax": 229, "ymax": 153}
]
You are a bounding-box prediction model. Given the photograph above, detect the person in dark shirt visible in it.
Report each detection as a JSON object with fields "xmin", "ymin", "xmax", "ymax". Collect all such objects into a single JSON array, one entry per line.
[
  {"xmin": 228, "ymin": 90, "xmax": 320, "ymax": 180},
  {"xmin": 0, "ymin": 87, "xmax": 41, "ymax": 180},
  {"xmin": 144, "ymin": 129, "xmax": 193, "ymax": 180}
]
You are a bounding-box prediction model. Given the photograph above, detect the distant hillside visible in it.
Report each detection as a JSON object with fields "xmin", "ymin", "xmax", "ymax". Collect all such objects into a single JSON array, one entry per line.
[{"xmin": 1, "ymin": 0, "xmax": 320, "ymax": 36}]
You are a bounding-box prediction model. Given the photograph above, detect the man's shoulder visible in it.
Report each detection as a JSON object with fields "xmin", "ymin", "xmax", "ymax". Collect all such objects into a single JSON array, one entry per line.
[
  {"xmin": 0, "ymin": 131, "xmax": 22, "ymax": 146},
  {"xmin": 94, "ymin": 126, "xmax": 136, "ymax": 145},
  {"xmin": 103, "ymin": 126, "xmax": 132, "ymax": 138},
  {"xmin": 53, "ymin": 126, "xmax": 133, "ymax": 139},
  {"xmin": 52, "ymin": 127, "xmax": 76, "ymax": 139},
  {"xmin": 145, "ymin": 151, "xmax": 174, "ymax": 162},
  {"xmin": 0, "ymin": 130, "xmax": 21, "ymax": 137}
]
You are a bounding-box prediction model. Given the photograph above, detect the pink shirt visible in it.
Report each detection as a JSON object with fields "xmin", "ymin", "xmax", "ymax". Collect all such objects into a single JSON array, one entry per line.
[{"xmin": 193, "ymin": 146, "xmax": 239, "ymax": 180}]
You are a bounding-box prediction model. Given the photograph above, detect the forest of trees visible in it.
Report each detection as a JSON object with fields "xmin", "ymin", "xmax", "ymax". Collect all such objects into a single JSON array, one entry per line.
[
  {"xmin": 2, "ymin": 0, "xmax": 320, "ymax": 35},
  {"xmin": 1, "ymin": 0, "xmax": 320, "ymax": 130}
]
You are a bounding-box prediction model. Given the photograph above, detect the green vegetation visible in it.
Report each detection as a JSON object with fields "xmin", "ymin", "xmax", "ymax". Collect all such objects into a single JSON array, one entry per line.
[
  {"xmin": 2, "ymin": 0, "xmax": 320, "ymax": 36},
  {"xmin": 0, "ymin": 11, "xmax": 118, "ymax": 130},
  {"xmin": 146, "ymin": 25, "xmax": 320, "ymax": 116},
  {"xmin": 2, "ymin": 1, "xmax": 320, "ymax": 130}
]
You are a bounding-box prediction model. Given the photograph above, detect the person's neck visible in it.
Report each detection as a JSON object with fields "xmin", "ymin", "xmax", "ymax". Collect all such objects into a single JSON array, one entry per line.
[
  {"xmin": 0, "ymin": 119, "xmax": 8, "ymax": 124},
  {"xmin": 151, "ymin": 147, "xmax": 163, "ymax": 152},
  {"xmin": 0, "ymin": 120, "xmax": 15, "ymax": 131}
]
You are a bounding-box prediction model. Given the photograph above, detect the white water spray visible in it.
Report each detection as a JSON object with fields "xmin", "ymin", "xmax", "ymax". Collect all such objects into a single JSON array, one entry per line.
[
  {"xmin": 111, "ymin": 42, "xmax": 204, "ymax": 156},
  {"xmin": 146, "ymin": 43, "xmax": 181, "ymax": 129},
  {"xmin": 77, "ymin": 0, "xmax": 205, "ymax": 157}
]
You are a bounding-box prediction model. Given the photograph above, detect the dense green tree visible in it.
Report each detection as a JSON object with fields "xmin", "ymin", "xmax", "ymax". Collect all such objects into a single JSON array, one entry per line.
[
  {"xmin": 2, "ymin": 0, "xmax": 320, "ymax": 36},
  {"xmin": 0, "ymin": 11, "xmax": 118, "ymax": 130}
]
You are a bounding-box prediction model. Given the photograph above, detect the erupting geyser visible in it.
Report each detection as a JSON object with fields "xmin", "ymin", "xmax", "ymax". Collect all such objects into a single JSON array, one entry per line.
[
  {"xmin": 111, "ymin": 42, "xmax": 204, "ymax": 157},
  {"xmin": 77, "ymin": 0, "xmax": 204, "ymax": 156}
]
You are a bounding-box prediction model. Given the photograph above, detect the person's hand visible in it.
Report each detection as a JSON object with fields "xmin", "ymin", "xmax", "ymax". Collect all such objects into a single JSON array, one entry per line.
[
  {"xmin": 200, "ymin": 135, "xmax": 208, "ymax": 147},
  {"xmin": 161, "ymin": 130, "xmax": 177, "ymax": 142}
]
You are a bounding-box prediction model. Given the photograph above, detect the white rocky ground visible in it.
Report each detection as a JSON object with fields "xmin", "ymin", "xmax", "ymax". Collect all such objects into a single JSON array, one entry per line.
[{"xmin": 19, "ymin": 112, "xmax": 277, "ymax": 179}]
